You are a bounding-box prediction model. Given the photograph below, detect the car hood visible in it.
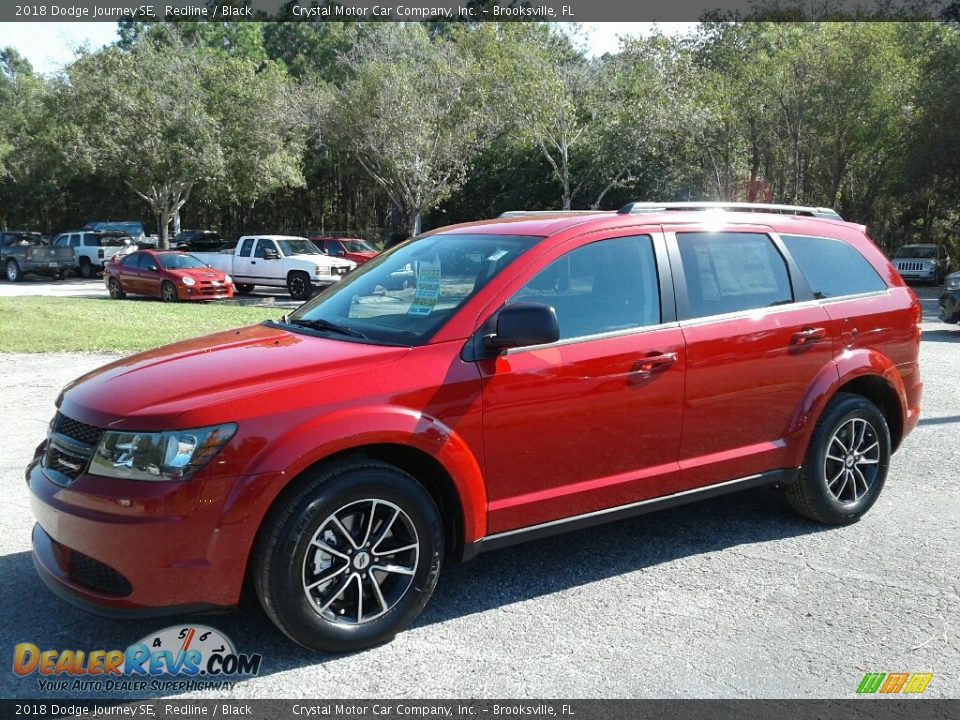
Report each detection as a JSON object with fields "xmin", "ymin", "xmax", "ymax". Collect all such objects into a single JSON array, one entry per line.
[
  {"xmin": 59, "ymin": 324, "xmax": 408, "ymax": 429},
  {"xmin": 167, "ymin": 267, "xmax": 227, "ymax": 281},
  {"xmin": 291, "ymin": 253, "xmax": 355, "ymax": 268}
]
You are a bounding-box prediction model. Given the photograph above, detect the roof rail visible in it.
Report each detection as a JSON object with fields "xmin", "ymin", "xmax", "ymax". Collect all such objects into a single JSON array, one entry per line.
[
  {"xmin": 498, "ymin": 210, "xmax": 610, "ymax": 218},
  {"xmin": 617, "ymin": 201, "xmax": 843, "ymax": 221}
]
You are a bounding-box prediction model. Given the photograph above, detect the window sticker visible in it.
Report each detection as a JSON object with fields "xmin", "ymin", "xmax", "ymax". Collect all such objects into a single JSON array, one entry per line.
[{"xmin": 408, "ymin": 257, "xmax": 442, "ymax": 316}]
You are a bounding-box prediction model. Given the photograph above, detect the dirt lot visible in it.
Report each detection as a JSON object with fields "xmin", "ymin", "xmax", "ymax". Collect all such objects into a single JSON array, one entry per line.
[{"xmin": 0, "ymin": 286, "xmax": 957, "ymax": 699}]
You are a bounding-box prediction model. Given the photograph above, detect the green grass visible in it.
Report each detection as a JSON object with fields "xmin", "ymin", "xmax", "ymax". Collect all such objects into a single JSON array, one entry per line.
[{"xmin": 0, "ymin": 297, "xmax": 282, "ymax": 353}]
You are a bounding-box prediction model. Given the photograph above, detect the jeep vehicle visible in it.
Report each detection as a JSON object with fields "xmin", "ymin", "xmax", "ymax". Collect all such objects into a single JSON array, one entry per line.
[
  {"xmin": 1, "ymin": 231, "xmax": 75, "ymax": 281},
  {"xmin": 893, "ymin": 243, "xmax": 950, "ymax": 285},
  {"xmin": 53, "ymin": 230, "xmax": 137, "ymax": 278},
  {"xmin": 27, "ymin": 203, "xmax": 922, "ymax": 652}
]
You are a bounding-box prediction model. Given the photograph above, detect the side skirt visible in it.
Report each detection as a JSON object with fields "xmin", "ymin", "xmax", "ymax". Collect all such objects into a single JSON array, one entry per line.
[{"xmin": 460, "ymin": 467, "xmax": 800, "ymax": 562}]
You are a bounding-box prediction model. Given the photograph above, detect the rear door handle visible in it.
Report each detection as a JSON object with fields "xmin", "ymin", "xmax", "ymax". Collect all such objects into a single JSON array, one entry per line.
[
  {"xmin": 792, "ymin": 327, "xmax": 826, "ymax": 345},
  {"xmin": 629, "ymin": 352, "xmax": 678, "ymax": 384}
]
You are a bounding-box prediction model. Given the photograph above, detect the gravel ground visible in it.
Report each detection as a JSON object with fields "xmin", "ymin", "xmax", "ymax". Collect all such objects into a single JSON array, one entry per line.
[{"xmin": 1, "ymin": 287, "xmax": 957, "ymax": 700}]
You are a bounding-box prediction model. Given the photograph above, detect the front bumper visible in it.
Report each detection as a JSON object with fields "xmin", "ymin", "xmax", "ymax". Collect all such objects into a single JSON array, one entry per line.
[
  {"xmin": 176, "ymin": 283, "xmax": 235, "ymax": 301},
  {"xmin": 940, "ymin": 289, "xmax": 960, "ymax": 323},
  {"xmin": 27, "ymin": 458, "xmax": 245, "ymax": 614}
]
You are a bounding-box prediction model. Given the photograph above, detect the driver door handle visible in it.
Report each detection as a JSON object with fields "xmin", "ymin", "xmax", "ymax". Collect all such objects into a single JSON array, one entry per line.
[{"xmin": 629, "ymin": 352, "xmax": 677, "ymax": 384}]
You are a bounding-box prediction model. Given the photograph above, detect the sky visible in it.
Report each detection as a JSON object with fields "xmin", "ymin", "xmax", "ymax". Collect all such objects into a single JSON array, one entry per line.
[{"xmin": 0, "ymin": 21, "xmax": 698, "ymax": 74}]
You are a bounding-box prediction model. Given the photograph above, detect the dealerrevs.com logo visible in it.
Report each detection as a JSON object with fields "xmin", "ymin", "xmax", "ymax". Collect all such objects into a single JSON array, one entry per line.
[{"xmin": 13, "ymin": 625, "xmax": 262, "ymax": 693}]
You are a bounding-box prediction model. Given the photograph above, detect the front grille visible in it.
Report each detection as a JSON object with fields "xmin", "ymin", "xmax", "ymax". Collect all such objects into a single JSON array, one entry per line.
[
  {"xmin": 53, "ymin": 413, "xmax": 104, "ymax": 447},
  {"xmin": 45, "ymin": 446, "xmax": 88, "ymax": 480},
  {"xmin": 68, "ymin": 550, "xmax": 132, "ymax": 596},
  {"xmin": 895, "ymin": 261, "xmax": 929, "ymax": 272}
]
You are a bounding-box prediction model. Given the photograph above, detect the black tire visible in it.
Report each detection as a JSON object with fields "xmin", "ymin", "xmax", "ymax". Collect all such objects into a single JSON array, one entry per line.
[
  {"xmin": 160, "ymin": 280, "xmax": 179, "ymax": 303},
  {"xmin": 5, "ymin": 259, "xmax": 23, "ymax": 282},
  {"xmin": 786, "ymin": 392, "xmax": 891, "ymax": 525},
  {"xmin": 287, "ymin": 271, "xmax": 312, "ymax": 301},
  {"xmin": 79, "ymin": 257, "xmax": 96, "ymax": 279},
  {"xmin": 107, "ymin": 277, "xmax": 126, "ymax": 299},
  {"xmin": 253, "ymin": 461, "xmax": 444, "ymax": 653},
  {"xmin": 235, "ymin": 284, "xmax": 255, "ymax": 295}
]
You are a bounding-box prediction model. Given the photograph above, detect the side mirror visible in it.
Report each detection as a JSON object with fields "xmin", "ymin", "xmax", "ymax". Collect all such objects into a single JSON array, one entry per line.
[
  {"xmin": 484, "ymin": 302, "xmax": 559, "ymax": 351},
  {"xmin": 147, "ymin": 265, "xmax": 158, "ymax": 272},
  {"xmin": 264, "ymin": 249, "xmax": 280, "ymax": 260}
]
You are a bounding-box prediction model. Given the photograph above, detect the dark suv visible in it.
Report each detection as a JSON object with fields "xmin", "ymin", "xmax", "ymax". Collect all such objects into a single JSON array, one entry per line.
[{"xmin": 28, "ymin": 202, "xmax": 922, "ymax": 652}]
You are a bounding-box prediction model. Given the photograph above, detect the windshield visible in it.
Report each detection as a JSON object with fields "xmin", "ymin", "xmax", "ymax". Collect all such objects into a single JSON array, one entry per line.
[
  {"xmin": 98, "ymin": 234, "xmax": 132, "ymax": 247},
  {"xmin": 159, "ymin": 253, "xmax": 208, "ymax": 270},
  {"xmin": 343, "ymin": 239, "xmax": 375, "ymax": 253},
  {"xmin": 287, "ymin": 233, "xmax": 540, "ymax": 346},
  {"xmin": 90, "ymin": 222, "xmax": 144, "ymax": 236},
  {"xmin": 277, "ymin": 239, "xmax": 320, "ymax": 256},
  {"xmin": 10, "ymin": 233, "xmax": 43, "ymax": 245},
  {"xmin": 896, "ymin": 245, "xmax": 936, "ymax": 259}
]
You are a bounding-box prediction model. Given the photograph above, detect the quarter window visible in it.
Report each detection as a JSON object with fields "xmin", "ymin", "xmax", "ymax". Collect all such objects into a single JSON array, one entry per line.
[
  {"xmin": 781, "ymin": 235, "xmax": 887, "ymax": 299},
  {"xmin": 511, "ymin": 235, "xmax": 661, "ymax": 341},
  {"xmin": 239, "ymin": 238, "xmax": 255, "ymax": 257},
  {"xmin": 677, "ymin": 232, "xmax": 792, "ymax": 319}
]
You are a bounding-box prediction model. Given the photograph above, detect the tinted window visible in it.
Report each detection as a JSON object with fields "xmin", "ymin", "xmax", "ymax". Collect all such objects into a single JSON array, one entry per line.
[
  {"xmin": 782, "ymin": 235, "xmax": 887, "ymax": 299},
  {"xmin": 121, "ymin": 253, "xmax": 142, "ymax": 268},
  {"xmin": 69, "ymin": 235, "xmax": 81, "ymax": 247},
  {"xmin": 239, "ymin": 238, "xmax": 255, "ymax": 257},
  {"xmin": 678, "ymin": 232, "xmax": 792, "ymax": 319},
  {"xmin": 255, "ymin": 240, "xmax": 278, "ymax": 259},
  {"xmin": 511, "ymin": 235, "xmax": 661, "ymax": 341}
]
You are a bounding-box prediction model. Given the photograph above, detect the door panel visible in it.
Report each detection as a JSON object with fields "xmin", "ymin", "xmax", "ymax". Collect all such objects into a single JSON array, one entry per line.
[
  {"xmin": 477, "ymin": 232, "xmax": 684, "ymax": 534},
  {"xmin": 669, "ymin": 228, "xmax": 834, "ymax": 486}
]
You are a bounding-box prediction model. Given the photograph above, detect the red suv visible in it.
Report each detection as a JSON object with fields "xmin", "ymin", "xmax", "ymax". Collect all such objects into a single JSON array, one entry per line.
[{"xmin": 28, "ymin": 203, "xmax": 922, "ymax": 652}]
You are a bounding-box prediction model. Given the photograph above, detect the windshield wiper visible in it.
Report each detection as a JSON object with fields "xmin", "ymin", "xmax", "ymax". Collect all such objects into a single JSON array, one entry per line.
[{"xmin": 286, "ymin": 318, "xmax": 367, "ymax": 339}]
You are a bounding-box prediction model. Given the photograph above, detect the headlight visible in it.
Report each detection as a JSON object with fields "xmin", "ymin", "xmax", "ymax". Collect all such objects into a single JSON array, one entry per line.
[
  {"xmin": 224, "ymin": 274, "xmax": 233, "ymax": 285},
  {"xmin": 182, "ymin": 276, "xmax": 196, "ymax": 286},
  {"xmin": 315, "ymin": 265, "xmax": 331, "ymax": 276},
  {"xmin": 88, "ymin": 424, "xmax": 236, "ymax": 482},
  {"xmin": 946, "ymin": 276, "xmax": 960, "ymax": 290}
]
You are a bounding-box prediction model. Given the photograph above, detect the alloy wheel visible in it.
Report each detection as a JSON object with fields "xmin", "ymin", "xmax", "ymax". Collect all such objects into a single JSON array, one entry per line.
[
  {"xmin": 824, "ymin": 417, "xmax": 881, "ymax": 505},
  {"xmin": 302, "ymin": 499, "xmax": 419, "ymax": 625}
]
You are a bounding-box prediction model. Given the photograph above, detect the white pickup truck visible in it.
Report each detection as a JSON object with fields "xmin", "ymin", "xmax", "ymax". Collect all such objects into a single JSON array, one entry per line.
[{"xmin": 192, "ymin": 235, "xmax": 356, "ymax": 300}]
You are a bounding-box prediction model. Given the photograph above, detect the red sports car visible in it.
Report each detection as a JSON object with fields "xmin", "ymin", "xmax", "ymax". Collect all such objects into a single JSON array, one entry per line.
[
  {"xmin": 309, "ymin": 236, "xmax": 378, "ymax": 265},
  {"xmin": 104, "ymin": 249, "xmax": 234, "ymax": 302}
]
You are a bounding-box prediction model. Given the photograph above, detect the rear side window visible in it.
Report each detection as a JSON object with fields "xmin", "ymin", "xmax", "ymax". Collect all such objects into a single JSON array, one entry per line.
[
  {"xmin": 677, "ymin": 232, "xmax": 792, "ymax": 319},
  {"xmin": 781, "ymin": 235, "xmax": 887, "ymax": 299},
  {"xmin": 239, "ymin": 239, "xmax": 255, "ymax": 257}
]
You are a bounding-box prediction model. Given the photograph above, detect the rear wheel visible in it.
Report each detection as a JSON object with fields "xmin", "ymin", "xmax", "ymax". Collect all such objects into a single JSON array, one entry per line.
[
  {"xmin": 786, "ymin": 392, "xmax": 891, "ymax": 525},
  {"xmin": 160, "ymin": 281, "xmax": 178, "ymax": 303},
  {"xmin": 108, "ymin": 277, "xmax": 126, "ymax": 299},
  {"xmin": 287, "ymin": 271, "xmax": 312, "ymax": 301},
  {"xmin": 235, "ymin": 283, "xmax": 255, "ymax": 295},
  {"xmin": 79, "ymin": 257, "xmax": 96, "ymax": 279},
  {"xmin": 5, "ymin": 259, "xmax": 22, "ymax": 282},
  {"xmin": 253, "ymin": 461, "xmax": 443, "ymax": 652}
]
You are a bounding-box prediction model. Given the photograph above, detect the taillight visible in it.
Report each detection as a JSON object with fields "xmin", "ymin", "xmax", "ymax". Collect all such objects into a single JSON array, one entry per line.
[
  {"xmin": 98, "ymin": 249, "xmax": 105, "ymax": 259},
  {"xmin": 25, "ymin": 249, "xmax": 33, "ymax": 260}
]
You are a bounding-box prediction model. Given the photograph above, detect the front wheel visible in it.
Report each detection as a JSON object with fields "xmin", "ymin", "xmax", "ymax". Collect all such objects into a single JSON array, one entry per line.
[
  {"xmin": 287, "ymin": 271, "xmax": 312, "ymax": 301},
  {"xmin": 786, "ymin": 392, "xmax": 891, "ymax": 525},
  {"xmin": 107, "ymin": 277, "xmax": 126, "ymax": 299},
  {"xmin": 6, "ymin": 259, "xmax": 23, "ymax": 282},
  {"xmin": 160, "ymin": 281, "xmax": 179, "ymax": 303},
  {"xmin": 253, "ymin": 461, "xmax": 444, "ymax": 652}
]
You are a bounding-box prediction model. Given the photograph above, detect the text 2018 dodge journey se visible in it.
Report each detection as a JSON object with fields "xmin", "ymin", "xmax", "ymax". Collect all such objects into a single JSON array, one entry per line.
[{"xmin": 28, "ymin": 202, "xmax": 922, "ymax": 651}]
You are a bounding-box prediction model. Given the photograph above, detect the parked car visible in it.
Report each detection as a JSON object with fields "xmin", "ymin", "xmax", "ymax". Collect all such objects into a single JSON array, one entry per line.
[
  {"xmin": 0, "ymin": 231, "xmax": 75, "ymax": 281},
  {"xmin": 27, "ymin": 203, "xmax": 921, "ymax": 652},
  {"xmin": 103, "ymin": 249, "xmax": 234, "ymax": 302},
  {"xmin": 939, "ymin": 271, "xmax": 960, "ymax": 324},
  {"xmin": 892, "ymin": 243, "xmax": 951, "ymax": 285},
  {"xmin": 83, "ymin": 221, "xmax": 146, "ymax": 244},
  {"xmin": 174, "ymin": 229, "xmax": 230, "ymax": 252},
  {"xmin": 310, "ymin": 236, "xmax": 379, "ymax": 265},
  {"xmin": 191, "ymin": 235, "xmax": 355, "ymax": 300},
  {"xmin": 53, "ymin": 230, "xmax": 137, "ymax": 278}
]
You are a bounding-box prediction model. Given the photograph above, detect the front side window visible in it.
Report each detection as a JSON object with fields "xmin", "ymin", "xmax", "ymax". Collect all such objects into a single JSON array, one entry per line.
[
  {"xmin": 510, "ymin": 235, "xmax": 661, "ymax": 341},
  {"xmin": 255, "ymin": 240, "xmax": 279, "ymax": 259},
  {"xmin": 678, "ymin": 232, "xmax": 792, "ymax": 319},
  {"xmin": 782, "ymin": 235, "xmax": 887, "ymax": 299},
  {"xmin": 53, "ymin": 235, "xmax": 68, "ymax": 247},
  {"xmin": 288, "ymin": 233, "xmax": 539, "ymax": 346}
]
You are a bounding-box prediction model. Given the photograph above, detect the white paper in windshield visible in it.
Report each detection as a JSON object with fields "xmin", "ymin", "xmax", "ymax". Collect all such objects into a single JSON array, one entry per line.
[{"xmin": 408, "ymin": 258, "xmax": 442, "ymax": 316}]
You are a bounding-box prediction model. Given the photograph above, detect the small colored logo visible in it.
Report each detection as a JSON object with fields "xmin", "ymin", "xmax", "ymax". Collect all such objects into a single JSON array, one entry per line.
[
  {"xmin": 857, "ymin": 672, "xmax": 933, "ymax": 695},
  {"xmin": 13, "ymin": 625, "xmax": 262, "ymax": 692}
]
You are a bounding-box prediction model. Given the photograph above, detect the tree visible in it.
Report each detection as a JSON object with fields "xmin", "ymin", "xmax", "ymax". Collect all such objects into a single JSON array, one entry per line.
[
  {"xmin": 66, "ymin": 32, "xmax": 305, "ymax": 247},
  {"xmin": 325, "ymin": 25, "xmax": 488, "ymax": 239}
]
